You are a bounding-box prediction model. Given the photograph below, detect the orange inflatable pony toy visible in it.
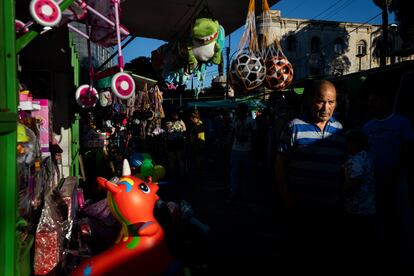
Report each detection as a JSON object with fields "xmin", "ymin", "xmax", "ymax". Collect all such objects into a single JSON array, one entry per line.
[{"xmin": 71, "ymin": 159, "xmax": 178, "ymax": 276}]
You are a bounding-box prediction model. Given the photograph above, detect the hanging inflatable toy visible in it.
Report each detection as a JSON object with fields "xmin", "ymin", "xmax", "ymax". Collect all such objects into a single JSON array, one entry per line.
[
  {"xmin": 163, "ymin": 70, "xmax": 189, "ymax": 88},
  {"xmin": 129, "ymin": 152, "xmax": 166, "ymax": 183},
  {"xmin": 230, "ymin": 0, "xmax": 265, "ymax": 93},
  {"xmin": 129, "ymin": 151, "xmax": 145, "ymax": 168},
  {"xmin": 71, "ymin": 159, "xmax": 179, "ymax": 276},
  {"xmin": 230, "ymin": 49, "xmax": 266, "ymax": 92},
  {"xmin": 151, "ymin": 41, "xmax": 190, "ymax": 88},
  {"xmin": 152, "ymin": 165, "xmax": 166, "ymax": 182},
  {"xmin": 260, "ymin": 0, "xmax": 293, "ymax": 91},
  {"xmin": 187, "ymin": 10, "xmax": 225, "ymax": 71},
  {"xmin": 264, "ymin": 56, "xmax": 294, "ymax": 91},
  {"xmin": 140, "ymin": 158, "xmax": 154, "ymax": 179}
]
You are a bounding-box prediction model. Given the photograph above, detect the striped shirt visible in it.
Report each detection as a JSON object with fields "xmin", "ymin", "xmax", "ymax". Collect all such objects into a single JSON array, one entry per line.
[{"xmin": 278, "ymin": 115, "xmax": 346, "ymax": 207}]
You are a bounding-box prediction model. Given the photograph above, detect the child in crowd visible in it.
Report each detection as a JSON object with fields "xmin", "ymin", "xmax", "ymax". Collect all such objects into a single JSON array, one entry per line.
[{"xmin": 343, "ymin": 129, "xmax": 376, "ymax": 274}]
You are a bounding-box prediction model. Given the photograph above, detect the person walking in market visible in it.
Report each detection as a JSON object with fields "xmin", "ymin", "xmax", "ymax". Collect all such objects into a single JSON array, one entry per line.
[
  {"xmin": 363, "ymin": 83, "xmax": 414, "ymax": 274},
  {"xmin": 228, "ymin": 103, "xmax": 257, "ymax": 206},
  {"xmin": 187, "ymin": 109, "xmax": 206, "ymax": 187},
  {"xmin": 275, "ymin": 80, "xmax": 346, "ymax": 275}
]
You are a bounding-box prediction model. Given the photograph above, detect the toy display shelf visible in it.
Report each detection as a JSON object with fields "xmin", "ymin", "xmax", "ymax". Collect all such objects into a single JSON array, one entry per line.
[{"xmin": 18, "ymin": 101, "xmax": 41, "ymax": 111}]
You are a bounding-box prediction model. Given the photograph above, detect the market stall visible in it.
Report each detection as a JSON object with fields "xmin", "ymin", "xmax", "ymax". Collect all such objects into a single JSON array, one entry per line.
[{"xmin": 1, "ymin": 0, "xmax": 280, "ymax": 275}]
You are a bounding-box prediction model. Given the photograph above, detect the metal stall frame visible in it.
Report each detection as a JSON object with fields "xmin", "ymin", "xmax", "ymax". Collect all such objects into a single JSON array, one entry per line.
[
  {"xmin": 0, "ymin": 0, "xmax": 18, "ymax": 275},
  {"xmin": 1, "ymin": 1, "xmax": 81, "ymax": 274}
]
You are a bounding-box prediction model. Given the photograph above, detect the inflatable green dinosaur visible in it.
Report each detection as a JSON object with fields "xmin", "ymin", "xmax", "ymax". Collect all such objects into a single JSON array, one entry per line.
[{"xmin": 188, "ymin": 17, "xmax": 223, "ymax": 70}]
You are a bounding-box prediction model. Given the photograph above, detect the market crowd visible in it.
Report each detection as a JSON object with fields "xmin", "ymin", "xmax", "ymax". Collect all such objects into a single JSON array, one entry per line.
[
  {"xmin": 79, "ymin": 76, "xmax": 414, "ymax": 275},
  {"xmin": 159, "ymin": 77, "xmax": 414, "ymax": 275}
]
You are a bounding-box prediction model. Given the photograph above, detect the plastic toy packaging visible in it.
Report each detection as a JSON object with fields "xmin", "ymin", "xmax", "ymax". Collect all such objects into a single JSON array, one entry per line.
[
  {"xmin": 17, "ymin": 123, "xmax": 39, "ymax": 166},
  {"xmin": 59, "ymin": 176, "xmax": 78, "ymax": 241},
  {"xmin": 17, "ymin": 123, "xmax": 43, "ymax": 220},
  {"xmin": 33, "ymin": 190, "xmax": 66, "ymax": 275},
  {"xmin": 34, "ymin": 176, "xmax": 79, "ymax": 275}
]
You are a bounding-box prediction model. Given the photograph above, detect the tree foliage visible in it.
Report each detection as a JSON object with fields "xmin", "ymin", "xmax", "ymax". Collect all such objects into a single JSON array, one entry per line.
[{"xmin": 388, "ymin": 0, "xmax": 414, "ymax": 48}]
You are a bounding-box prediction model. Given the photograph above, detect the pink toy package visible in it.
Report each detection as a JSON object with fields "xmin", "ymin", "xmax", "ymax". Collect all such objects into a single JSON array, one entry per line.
[{"xmin": 31, "ymin": 99, "xmax": 51, "ymax": 154}]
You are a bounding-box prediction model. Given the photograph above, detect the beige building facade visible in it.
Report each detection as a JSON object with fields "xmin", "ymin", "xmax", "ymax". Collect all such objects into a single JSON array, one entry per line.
[{"xmin": 258, "ymin": 10, "xmax": 413, "ymax": 82}]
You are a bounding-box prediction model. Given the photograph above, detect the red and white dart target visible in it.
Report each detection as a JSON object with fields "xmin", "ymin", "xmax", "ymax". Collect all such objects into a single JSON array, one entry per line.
[
  {"xmin": 111, "ymin": 72, "xmax": 135, "ymax": 100},
  {"xmin": 29, "ymin": 0, "xmax": 61, "ymax": 27},
  {"xmin": 75, "ymin": 85, "xmax": 98, "ymax": 108}
]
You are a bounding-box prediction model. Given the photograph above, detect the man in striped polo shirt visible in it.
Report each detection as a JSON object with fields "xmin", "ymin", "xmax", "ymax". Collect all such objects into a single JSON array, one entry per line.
[{"xmin": 275, "ymin": 80, "xmax": 346, "ymax": 273}]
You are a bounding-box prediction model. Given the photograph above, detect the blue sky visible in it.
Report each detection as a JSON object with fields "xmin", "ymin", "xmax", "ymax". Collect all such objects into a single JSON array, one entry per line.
[{"xmin": 122, "ymin": 0, "xmax": 395, "ymax": 88}]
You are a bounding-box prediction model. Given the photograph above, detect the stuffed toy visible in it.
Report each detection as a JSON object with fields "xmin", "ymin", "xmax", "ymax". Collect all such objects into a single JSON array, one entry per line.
[{"xmin": 188, "ymin": 17, "xmax": 225, "ymax": 70}]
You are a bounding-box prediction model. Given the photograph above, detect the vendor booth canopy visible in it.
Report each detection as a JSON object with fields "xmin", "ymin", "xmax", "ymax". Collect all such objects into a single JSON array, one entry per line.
[
  {"xmin": 15, "ymin": 0, "xmax": 280, "ymax": 41},
  {"xmin": 121, "ymin": 0, "xmax": 280, "ymax": 41}
]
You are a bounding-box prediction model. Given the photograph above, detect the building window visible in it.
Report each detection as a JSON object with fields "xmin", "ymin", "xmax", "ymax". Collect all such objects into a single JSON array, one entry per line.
[
  {"xmin": 286, "ymin": 35, "xmax": 296, "ymax": 52},
  {"xmin": 334, "ymin": 38, "xmax": 344, "ymax": 54},
  {"xmin": 357, "ymin": 40, "xmax": 367, "ymax": 56},
  {"xmin": 311, "ymin": 36, "xmax": 320, "ymax": 53}
]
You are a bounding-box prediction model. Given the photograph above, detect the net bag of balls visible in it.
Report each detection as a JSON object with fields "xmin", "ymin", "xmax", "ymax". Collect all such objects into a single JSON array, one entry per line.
[
  {"xmin": 260, "ymin": 0, "xmax": 293, "ymax": 91},
  {"xmin": 230, "ymin": 0, "xmax": 266, "ymax": 93}
]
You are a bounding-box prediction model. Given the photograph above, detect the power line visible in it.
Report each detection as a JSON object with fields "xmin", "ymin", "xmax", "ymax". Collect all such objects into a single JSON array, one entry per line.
[
  {"xmin": 344, "ymin": 13, "xmax": 381, "ymax": 35},
  {"xmin": 227, "ymin": 1, "xmax": 344, "ymax": 64},
  {"xmin": 312, "ymin": 0, "xmax": 346, "ymax": 20},
  {"xmin": 293, "ymin": 12, "xmax": 382, "ymax": 63},
  {"xmin": 284, "ymin": 0, "xmax": 308, "ymax": 17},
  {"xmin": 322, "ymin": 0, "xmax": 355, "ymax": 20}
]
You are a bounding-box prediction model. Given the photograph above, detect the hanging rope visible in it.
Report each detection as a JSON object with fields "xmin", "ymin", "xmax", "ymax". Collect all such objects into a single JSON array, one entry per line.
[
  {"xmin": 230, "ymin": 0, "xmax": 266, "ymax": 93},
  {"xmin": 237, "ymin": 0, "xmax": 260, "ymax": 55}
]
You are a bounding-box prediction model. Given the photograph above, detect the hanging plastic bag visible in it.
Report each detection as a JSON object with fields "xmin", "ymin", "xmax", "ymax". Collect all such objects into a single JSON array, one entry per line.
[
  {"xmin": 33, "ymin": 190, "xmax": 66, "ymax": 275},
  {"xmin": 230, "ymin": 0, "xmax": 266, "ymax": 93},
  {"xmin": 59, "ymin": 176, "xmax": 78, "ymax": 241},
  {"xmin": 260, "ymin": 0, "xmax": 293, "ymax": 91}
]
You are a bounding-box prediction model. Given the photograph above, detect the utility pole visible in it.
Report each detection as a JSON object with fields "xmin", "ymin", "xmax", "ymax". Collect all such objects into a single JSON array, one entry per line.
[
  {"xmin": 225, "ymin": 33, "xmax": 231, "ymax": 100},
  {"xmin": 380, "ymin": 3, "xmax": 388, "ymax": 67},
  {"xmin": 218, "ymin": 52, "xmax": 224, "ymax": 76},
  {"xmin": 374, "ymin": 0, "xmax": 390, "ymax": 67}
]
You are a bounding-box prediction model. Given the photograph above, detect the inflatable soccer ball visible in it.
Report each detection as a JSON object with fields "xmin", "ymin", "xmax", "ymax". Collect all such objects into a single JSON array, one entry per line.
[
  {"xmin": 229, "ymin": 59, "xmax": 243, "ymax": 93},
  {"xmin": 264, "ymin": 56, "xmax": 294, "ymax": 91},
  {"xmin": 230, "ymin": 51, "xmax": 266, "ymax": 92}
]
